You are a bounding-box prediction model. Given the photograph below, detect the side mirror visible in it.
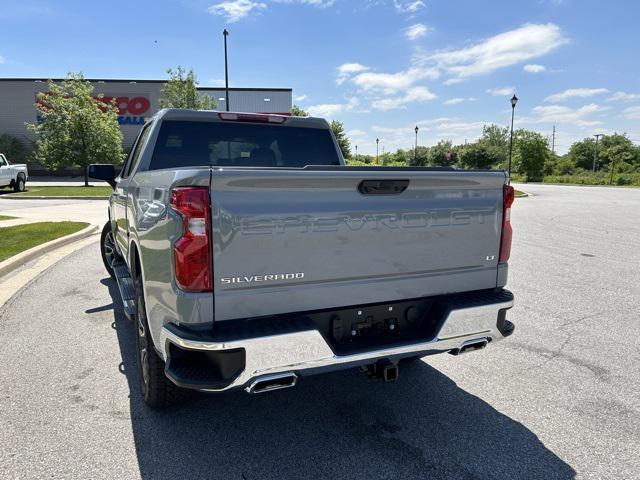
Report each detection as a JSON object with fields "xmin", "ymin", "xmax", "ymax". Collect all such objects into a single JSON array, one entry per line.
[{"xmin": 88, "ymin": 164, "xmax": 117, "ymax": 189}]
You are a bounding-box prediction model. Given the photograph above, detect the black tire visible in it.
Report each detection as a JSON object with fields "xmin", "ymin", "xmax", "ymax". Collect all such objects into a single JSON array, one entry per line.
[
  {"xmin": 100, "ymin": 222, "xmax": 116, "ymax": 279},
  {"xmin": 134, "ymin": 275, "xmax": 189, "ymax": 409},
  {"xmin": 13, "ymin": 176, "xmax": 25, "ymax": 193}
]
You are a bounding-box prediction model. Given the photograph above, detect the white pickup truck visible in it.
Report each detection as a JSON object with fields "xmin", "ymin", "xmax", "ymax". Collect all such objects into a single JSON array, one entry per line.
[{"xmin": 0, "ymin": 153, "xmax": 28, "ymax": 192}]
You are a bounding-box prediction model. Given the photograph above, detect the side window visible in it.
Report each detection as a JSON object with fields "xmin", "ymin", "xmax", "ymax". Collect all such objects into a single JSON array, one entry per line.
[
  {"xmin": 122, "ymin": 123, "xmax": 152, "ymax": 178},
  {"xmin": 0, "ymin": 155, "xmax": 7, "ymax": 166}
]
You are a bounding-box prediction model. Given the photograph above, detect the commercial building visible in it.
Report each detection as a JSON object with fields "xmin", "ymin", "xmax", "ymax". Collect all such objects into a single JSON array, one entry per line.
[{"xmin": 0, "ymin": 78, "xmax": 293, "ymax": 151}]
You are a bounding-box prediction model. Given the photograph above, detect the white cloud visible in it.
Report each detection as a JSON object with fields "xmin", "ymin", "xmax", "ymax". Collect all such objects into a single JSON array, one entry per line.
[
  {"xmin": 336, "ymin": 62, "xmax": 369, "ymax": 85},
  {"xmin": 443, "ymin": 78, "xmax": 465, "ymax": 86},
  {"xmin": 348, "ymin": 129, "xmax": 367, "ymax": 137},
  {"xmin": 351, "ymin": 66, "xmax": 439, "ymax": 94},
  {"xmin": 404, "ymin": 23, "xmax": 430, "ymax": 40},
  {"xmin": 394, "ymin": 0, "xmax": 426, "ymax": 13},
  {"xmin": 370, "ymin": 118, "xmax": 487, "ymax": 152},
  {"xmin": 424, "ymin": 23, "xmax": 568, "ymax": 78},
  {"xmin": 544, "ymin": 88, "xmax": 609, "ymax": 102},
  {"xmin": 530, "ymin": 103, "xmax": 609, "ymax": 126},
  {"xmin": 443, "ymin": 97, "xmax": 476, "ymax": 105},
  {"xmin": 208, "ymin": 0, "xmax": 266, "ymax": 22},
  {"xmin": 523, "ymin": 63, "xmax": 546, "ymax": 73},
  {"xmin": 622, "ymin": 106, "xmax": 640, "ymax": 120},
  {"xmin": 607, "ymin": 91, "xmax": 640, "ymax": 102},
  {"xmin": 276, "ymin": 0, "xmax": 336, "ymax": 6},
  {"xmin": 486, "ymin": 86, "xmax": 515, "ymax": 96},
  {"xmin": 371, "ymin": 86, "xmax": 436, "ymax": 111},
  {"xmin": 337, "ymin": 63, "xmax": 369, "ymax": 75},
  {"xmin": 293, "ymin": 94, "xmax": 308, "ymax": 101},
  {"xmin": 0, "ymin": 55, "xmax": 4, "ymax": 64},
  {"xmin": 307, "ymin": 97, "xmax": 359, "ymax": 118}
]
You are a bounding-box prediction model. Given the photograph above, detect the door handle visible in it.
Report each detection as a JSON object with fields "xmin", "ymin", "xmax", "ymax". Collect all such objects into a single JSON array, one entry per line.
[{"xmin": 358, "ymin": 179, "xmax": 409, "ymax": 195}]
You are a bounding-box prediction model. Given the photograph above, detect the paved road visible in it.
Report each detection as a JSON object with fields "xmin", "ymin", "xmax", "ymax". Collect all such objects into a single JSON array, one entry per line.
[
  {"xmin": 1, "ymin": 184, "xmax": 639, "ymax": 479},
  {"xmin": 0, "ymin": 197, "xmax": 107, "ymax": 226}
]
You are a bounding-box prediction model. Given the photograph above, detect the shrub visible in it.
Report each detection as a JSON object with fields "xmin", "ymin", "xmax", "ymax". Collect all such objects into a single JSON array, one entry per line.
[{"xmin": 0, "ymin": 134, "xmax": 27, "ymax": 162}]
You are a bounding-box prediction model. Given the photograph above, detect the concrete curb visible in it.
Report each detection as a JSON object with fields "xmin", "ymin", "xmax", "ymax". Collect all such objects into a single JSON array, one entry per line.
[
  {"xmin": 1, "ymin": 196, "xmax": 109, "ymax": 200},
  {"xmin": 0, "ymin": 224, "xmax": 99, "ymax": 279}
]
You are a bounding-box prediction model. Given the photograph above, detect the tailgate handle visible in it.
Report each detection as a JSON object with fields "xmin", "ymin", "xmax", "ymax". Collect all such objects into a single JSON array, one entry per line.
[{"xmin": 358, "ymin": 179, "xmax": 409, "ymax": 195}]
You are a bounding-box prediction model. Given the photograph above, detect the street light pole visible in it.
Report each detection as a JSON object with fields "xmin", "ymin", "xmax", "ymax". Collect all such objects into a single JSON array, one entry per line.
[
  {"xmin": 508, "ymin": 94, "xmax": 518, "ymax": 183},
  {"xmin": 355, "ymin": 145, "xmax": 358, "ymax": 162},
  {"xmin": 414, "ymin": 125, "xmax": 419, "ymax": 164},
  {"xmin": 376, "ymin": 138, "xmax": 379, "ymax": 164},
  {"xmin": 593, "ymin": 134, "xmax": 603, "ymax": 172},
  {"xmin": 223, "ymin": 29, "xmax": 230, "ymax": 111}
]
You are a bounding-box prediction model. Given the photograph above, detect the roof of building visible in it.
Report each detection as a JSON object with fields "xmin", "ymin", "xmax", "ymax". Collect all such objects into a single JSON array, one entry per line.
[{"xmin": 0, "ymin": 78, "xmax": 292, "ymax": 92}]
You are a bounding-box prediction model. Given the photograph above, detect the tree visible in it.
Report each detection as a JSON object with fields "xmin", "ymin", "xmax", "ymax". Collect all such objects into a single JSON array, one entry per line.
[
  {"xmin": 0, "ymin": 134, "xmax": 27, "ymax": 163},
  {"xmin": 330, "ymin": 120, "xmax": 351, "ymax": 159},
  {"xmin": 428, "ymin": 140, "xmax": 457, "ymax": 166},
  {"xmin": 290, "ymin": 105, "xmax": 308, "ymax": 116},
  {"xmin": 458, "ymin": 143, "xmax": 501, "ymax": 169},
  {"xmin": 27, "ymin": 73, "xmax": 124, "ymax": 185},
  {"xmin": 159, "ymin": 66, "xmax": 216, "ymax": 110},
  {"xmin": 513, "ymin": 129, "xmax": 549, "ymax": 181},
  {"xmin": 391, "ymin": 148, "xmax": 410, "ymax": 165},
  {"xmin": 479, "ymin": 124, "xmax": 509, "ymax": 168},
  {"xmin": 598, "ymin": 134, "xmax": 636, "ymax": 171},
  {"xmin": 410, "ymin": 146, "xmax": 429, "ymax": 166},
  {"xmin": 548, "ymin": 154, "xmax": 576, "ymax": 175},
  {"xmin": 567, "ymin": 138, "xmax": 596, "ymax": 170}
]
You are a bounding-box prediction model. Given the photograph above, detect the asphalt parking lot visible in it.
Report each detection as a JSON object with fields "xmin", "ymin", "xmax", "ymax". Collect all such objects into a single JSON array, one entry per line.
[{"xmin": 1, "ymin": 183, "xmax": 639, "ymax": 479}]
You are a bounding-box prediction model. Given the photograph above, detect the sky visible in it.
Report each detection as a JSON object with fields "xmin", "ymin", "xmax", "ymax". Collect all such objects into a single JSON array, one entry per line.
[{"xmin": 1, "ymin": 0, "xmax": 639, "ymax": 155}]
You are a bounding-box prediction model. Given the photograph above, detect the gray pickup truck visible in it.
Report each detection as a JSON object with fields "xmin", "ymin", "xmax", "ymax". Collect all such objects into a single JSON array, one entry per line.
[{"xmin": 90, "ymin": 109, "xmax": 515, "ymax": 408}]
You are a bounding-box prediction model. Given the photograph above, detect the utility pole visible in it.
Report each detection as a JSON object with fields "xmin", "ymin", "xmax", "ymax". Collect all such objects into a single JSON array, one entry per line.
[
  {"xmin": 355, "ymin": 145, "xmax": 358, "ymax": 161},
  {"xmin": 223, "ymin": 29, "xmax": 230, "ymax": 111},
  {"xmin": 593, "ymin": 134, "xmax": 603, "ymax": 172},
  {"xmin": 376, "ymin": 138, "xmax": 379, "ymax": 164},
  {"xmin": 551, "ymin": 125, "xmax": 556, "ymax": 154}
]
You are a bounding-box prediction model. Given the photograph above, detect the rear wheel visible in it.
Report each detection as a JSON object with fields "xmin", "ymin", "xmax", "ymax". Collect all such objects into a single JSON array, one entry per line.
[
  {"xmin": 100, "ymin": 222, "xmax": 116, "ymax": 279},
  {"xmin": 13, "ymin": 176, "xmax": 25, "ymax": 193},
  {"xmin": 134, "ymin": 275, "xmax": 189, "ymax": 409}
]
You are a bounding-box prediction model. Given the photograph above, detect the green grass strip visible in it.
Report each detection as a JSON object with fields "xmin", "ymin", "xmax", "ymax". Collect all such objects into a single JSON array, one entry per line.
[
  {"xmin": 9, "ymin": 186, "xmax": 112, "ymax": 197},
  {"xmin": 0, "ymin": 221, "xmax": 89, "ymax": 262}
]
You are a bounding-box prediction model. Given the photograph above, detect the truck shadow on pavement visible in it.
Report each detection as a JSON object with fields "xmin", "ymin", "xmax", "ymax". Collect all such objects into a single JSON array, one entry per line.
[{"xmin": 103, "ymin": 278, "xmax": 575, "ymax": 480}]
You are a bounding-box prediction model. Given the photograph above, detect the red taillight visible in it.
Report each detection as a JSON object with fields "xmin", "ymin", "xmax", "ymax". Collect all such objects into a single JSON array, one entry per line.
[
  {"xmin": 170, "ymin": 187, "xmax": 212, "ymax": 292},
  {"xmin": 218, "ymin": 112, "xmax": 287, "ymax": 124},
  {"xmin": 499, "ymin": 184, "xmax": 515, "ymax": 263}
]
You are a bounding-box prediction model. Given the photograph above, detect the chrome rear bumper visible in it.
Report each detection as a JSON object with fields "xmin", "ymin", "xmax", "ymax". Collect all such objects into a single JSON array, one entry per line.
[{"xmin": 159, "ymin": 290, "xmax": 514, "ymax": 392}]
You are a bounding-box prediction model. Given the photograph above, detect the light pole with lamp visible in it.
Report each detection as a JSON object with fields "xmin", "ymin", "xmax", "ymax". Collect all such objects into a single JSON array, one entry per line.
[
  {"xmin": 223, "ymin": 29, "xmax": 230, "ymax": 111},
  {"xmin": 414, "ymin": 126, "xmax": 419, "ymax": 164},
  {"xmin": 508, "ymin": 94, "xmax": 518, "ymax": 182},
  {"xmin": 376, "ymin": 138, "xmax": 379, "ymax": 164}
]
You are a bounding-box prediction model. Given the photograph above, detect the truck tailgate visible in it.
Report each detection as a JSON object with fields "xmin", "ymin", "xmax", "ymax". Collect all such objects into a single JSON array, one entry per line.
[{"xmin": 210, "ymin": 168, "xmax": 506, "ymax": 321}]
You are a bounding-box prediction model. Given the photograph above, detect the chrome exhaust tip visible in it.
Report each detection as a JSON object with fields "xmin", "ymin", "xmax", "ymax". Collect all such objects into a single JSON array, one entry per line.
[
  {"xmin": 449, "ymin": 338, "xmax": 489, "ymax": 356},
  {"xmin": 245, "ymin": 372, "xmax": 298, "ymax": 394}
]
